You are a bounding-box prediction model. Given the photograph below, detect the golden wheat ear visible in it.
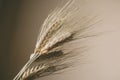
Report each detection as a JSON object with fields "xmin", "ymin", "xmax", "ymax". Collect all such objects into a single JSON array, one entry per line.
[{"xmin": 13, "ymin": 0, "xmax": 99, "ymax": 80}]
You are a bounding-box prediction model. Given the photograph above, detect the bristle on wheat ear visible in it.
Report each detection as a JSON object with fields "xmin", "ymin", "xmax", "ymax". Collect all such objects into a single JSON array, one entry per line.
[{"xmin": 13, "ymin": 0, "xmax": 99, "ymax": 80}]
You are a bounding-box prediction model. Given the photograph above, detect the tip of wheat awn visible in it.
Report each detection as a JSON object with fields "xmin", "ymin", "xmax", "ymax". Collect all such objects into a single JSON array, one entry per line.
[{"xmin": 13, "ymin": 0, "xmax": 100, "ymax": 80}]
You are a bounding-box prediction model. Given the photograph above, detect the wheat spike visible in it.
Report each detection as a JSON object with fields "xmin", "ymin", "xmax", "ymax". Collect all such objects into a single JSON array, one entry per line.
[{"xmin": 13, "ymin": 0, "xmax": 98, "ymax": 80}]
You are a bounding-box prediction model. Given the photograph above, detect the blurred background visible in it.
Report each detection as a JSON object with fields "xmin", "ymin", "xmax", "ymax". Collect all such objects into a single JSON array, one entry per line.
[{"xmin": 1, "ymin": 0, "xmax": 120, "ymax": 80}]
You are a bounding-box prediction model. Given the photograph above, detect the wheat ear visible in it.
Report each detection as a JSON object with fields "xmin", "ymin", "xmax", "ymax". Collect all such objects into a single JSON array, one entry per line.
[{"xmin": 13, "ymin": 0, "xmax": 99, "ymax": 80}]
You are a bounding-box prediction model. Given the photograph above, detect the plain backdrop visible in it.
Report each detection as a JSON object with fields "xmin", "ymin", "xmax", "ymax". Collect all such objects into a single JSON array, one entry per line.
[{"xmin": 0, "ymin": 0, "xmax": 120, "ymax": 80}]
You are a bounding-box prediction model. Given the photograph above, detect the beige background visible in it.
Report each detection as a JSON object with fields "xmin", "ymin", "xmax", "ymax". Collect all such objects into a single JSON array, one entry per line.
[{"xmin": 1, "ymin": 0, "xmax": 120, "ymax": 80}]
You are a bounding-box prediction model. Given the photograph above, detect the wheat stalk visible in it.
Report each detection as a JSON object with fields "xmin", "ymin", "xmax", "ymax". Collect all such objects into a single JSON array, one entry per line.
[{"xmin": 13, "ymin": 0, "xmax": 99, "ymax": 80}]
